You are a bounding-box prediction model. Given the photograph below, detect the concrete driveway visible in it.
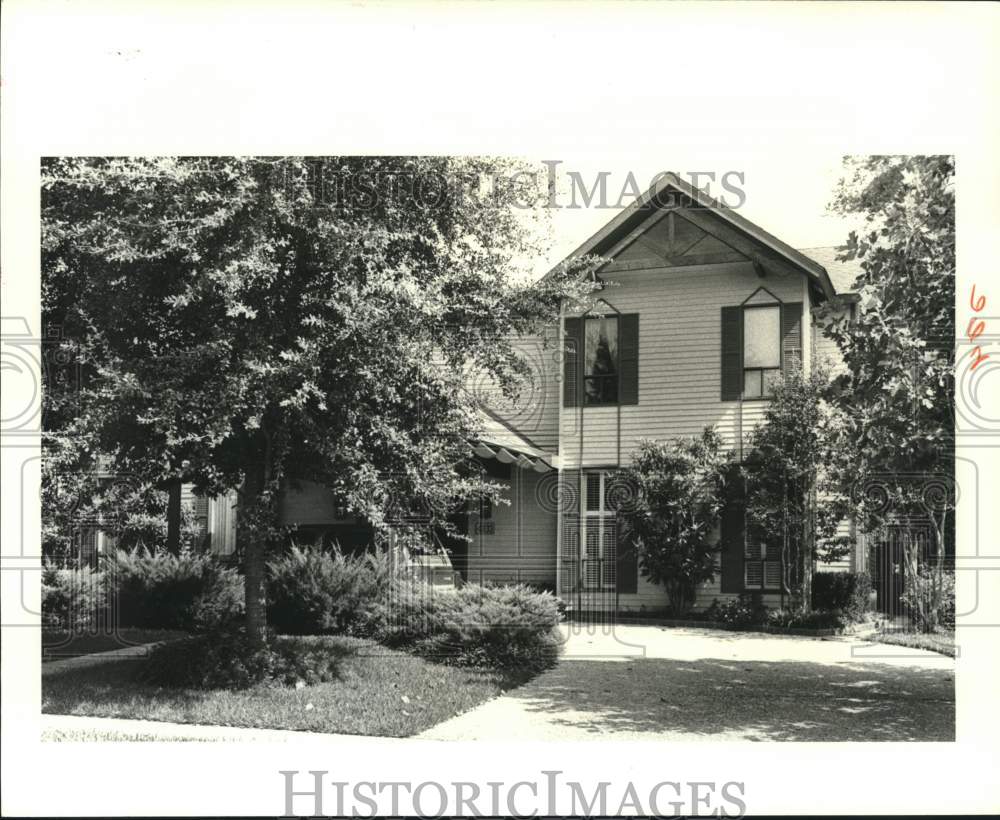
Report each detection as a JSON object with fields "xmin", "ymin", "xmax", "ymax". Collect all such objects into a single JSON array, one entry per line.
[{"xmin": 418, "ymin": 625, "xmax": 955, "ymax": 742}]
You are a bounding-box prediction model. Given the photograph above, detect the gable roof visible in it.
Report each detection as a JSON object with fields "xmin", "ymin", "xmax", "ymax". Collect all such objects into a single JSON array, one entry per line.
[{"xmin": 545, "ymin": 173, "xmax": 840, "ymax": 300}]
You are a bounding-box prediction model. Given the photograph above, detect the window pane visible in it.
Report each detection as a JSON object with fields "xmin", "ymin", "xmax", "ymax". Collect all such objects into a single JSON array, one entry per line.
[
  {"xmin": 763, "ymin": 369, "xmax": 782, "ymax": 396},
  {"xmin": 585, "ymin": 375, "xmax": 618, "ymax": 405},
  {"xmin": 743, "ymin": 306, "xmax": 780, "ymax": 368},
  {"xmin": 585, "ymin": 316, "xmax": 618, "ymax": 377},
  {"xmin": 586, "ymin": 472, "xmax": 602, "ymax": 512},
  {"xmin": 743, "ymin": 369, "xmax": 762, "ymax": 398}
]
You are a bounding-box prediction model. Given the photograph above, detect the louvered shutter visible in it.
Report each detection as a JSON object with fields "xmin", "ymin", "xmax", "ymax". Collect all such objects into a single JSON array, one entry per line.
[
  {"xmin": 560, "ymin": 469, "xmax": 581, "ymax": 593},
  {"xmin": 563, "ymin": 318, "xmax": 583, "ymax": 407},
  {"xmin": 194, "ymin": 495, "xmax": 211, "ymax": 548},
  {"xmin": 719, "ymin": 470, "xmax": 746, "ymax": 593},
  {"xmin": 615, "ymin": 519, "xmax": 639, "ymax": 594},
  {"xmin": 619, "ymin": 313, "xmax": 639, "ymax": 405},
  {"xmin": 720, "ymin": 306, "xmax": 743, "ymax": 401},
  {"xmin": 781, "ymin": 302, "xmax": 803, "ymax": 376}
]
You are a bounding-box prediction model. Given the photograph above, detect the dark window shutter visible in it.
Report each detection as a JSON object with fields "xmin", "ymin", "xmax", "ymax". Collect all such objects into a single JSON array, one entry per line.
[
  {"xmin": 619, "ymin": 313, "xmax": 639, "ymax": 405},
  {"xmin": 616, "ymin": 522, "xmax": 639, "ymax": 594},
  {"xmin": 563, "ymin": 318, "xmax": 583, "ymax": 407},
  {"xmin": 561, "ymin": 468, "xmax": 581, "ymax": 515},
  {"xmin": 719, "ymin": 470, "xmax": 745, "ymax": 593},
  {"xmin": 720, "ymin": 306, "xmax": 743, "ymax": 401},
  {"xmin": 781, "ymin": 302, "xmax": 803, "ymax": 376}
]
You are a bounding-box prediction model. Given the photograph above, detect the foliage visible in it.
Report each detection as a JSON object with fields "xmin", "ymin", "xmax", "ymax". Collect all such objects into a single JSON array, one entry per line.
[
  {"xmin": 741, "ymin": 367, "xmax": 853, "ymax": 611},
  {"xmin": 811, "ymin": 571, "xmax": 873, "ymax": 623},
  {"xmin": 139, "ymin": 630, "xmax": 346, "ymax": 689},
  {"xmin": 764, "ymin": 608, "xmax": 848, "ymax": 631},
  {"xmin": 41, "ymin": 563, "xmax": 105, "ymax": 630},
  {"xmin": 41, "ymin": 156, "xmax": 597, "ymax": 643},
  {"xmin": 615, "ymin": 428, "xmax": 732, "ymax": 615},
  {"xmin": 265, "ymin": 544, "xmax": 395, "ymax": 635},
  {"xmin": 704, "ymin": 594, "xmax": 769, "ymax": 629},
  {"xmin": 108, "ymin": 549, "xmax": 244, "ymax": 632},
  {"xmin": 900, "ymin": 566, "xmax": 955, "ymax": 632},
  {"xmin": 376, "ymin": 583, "xmax": 564, "ymax": 674},
  {"xmin": 816, "ymin": 156, "xmax": 955, "ymax": 623},
  {"xmin": 704, "ymin": 592, "xmax": 859, "ymax": 631}
]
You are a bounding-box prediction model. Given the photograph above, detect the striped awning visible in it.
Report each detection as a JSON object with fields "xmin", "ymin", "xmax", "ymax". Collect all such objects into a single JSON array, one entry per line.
[{"xmin": 471, "ymin": 408, "xmax": 553, "ymax": 473}]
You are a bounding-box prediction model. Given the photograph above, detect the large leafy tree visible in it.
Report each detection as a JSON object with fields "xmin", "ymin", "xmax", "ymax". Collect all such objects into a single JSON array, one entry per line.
[
  {"xmin": 816, "ymin": 156, "xmax": 955, "ymax": 625},
  {"xmin": 41, "ymin": 157, "xmax": 593, "ymax": 644},
  {"xmin": 615, "ymin": 428, "xmax": 732, "ymax": 615}
]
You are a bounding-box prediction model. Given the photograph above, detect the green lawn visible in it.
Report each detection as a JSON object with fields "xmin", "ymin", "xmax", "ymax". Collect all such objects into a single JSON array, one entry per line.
[
  {"xmin": 867, "ymin": 629, "xmax": 956, "ymax": 657},
  {"xmin": 42, "ymin": 629, "xmax": 189, "ymax": 662},
  {"xmin": 43, "ymin": 636, "xmax": 515, "ymax": 737}
]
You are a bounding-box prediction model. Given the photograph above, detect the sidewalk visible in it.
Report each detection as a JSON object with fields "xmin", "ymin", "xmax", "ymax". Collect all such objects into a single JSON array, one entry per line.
[{"xmin": 42, "ymin": 642, "xmax": 164, "ymax": 675}]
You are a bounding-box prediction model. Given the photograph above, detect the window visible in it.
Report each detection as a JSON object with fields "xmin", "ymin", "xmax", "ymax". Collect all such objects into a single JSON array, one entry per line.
[
  {"xmin": 743, "ymin": 305, "xmax": 780, "ymax": 399},
  {"xmin": 475, "ymin": 495, "xmax": 495, "ymax": 535},
  {"xmin": 584, "ymin": 316, "xmax": 618, "ymax": 405},
  {"xmin": 744, "ymin": 530, "xmax": 782, "ymax": 590}
]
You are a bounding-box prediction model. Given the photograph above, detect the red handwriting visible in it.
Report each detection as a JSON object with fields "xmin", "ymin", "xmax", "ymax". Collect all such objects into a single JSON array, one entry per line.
[{"xmin": 967, "ymin": 284, "xmax": 990, "ymax": 370}]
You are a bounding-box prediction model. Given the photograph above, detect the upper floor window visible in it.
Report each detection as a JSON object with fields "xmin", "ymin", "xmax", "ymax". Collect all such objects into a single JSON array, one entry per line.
[
  {"xmin": 742, "ymin": 305, "xmax": 780, "ymax": 399},
  {"xmin": 584, "ymin": 316, "xmax": 619, "ymax": 405}
]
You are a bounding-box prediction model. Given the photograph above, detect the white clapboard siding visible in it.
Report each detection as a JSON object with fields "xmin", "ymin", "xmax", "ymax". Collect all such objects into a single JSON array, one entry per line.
[
  {"xmin": 464, "ymin": 468, "xmax": 558, "ymax": 587},
  {"xmin": 560, "ymin": 261, "xmax": 804, "ymax": 469}
]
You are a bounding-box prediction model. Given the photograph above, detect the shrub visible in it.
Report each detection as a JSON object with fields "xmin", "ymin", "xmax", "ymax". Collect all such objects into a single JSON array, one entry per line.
[
  {"xmin": 615, "ymin": 430, "xmax": 731, "ymax": 615},
  {"xmin": 376, "ymin": 582, "xmax": 563, "ymax": 673},
  {"xmin": 140, "ymin": 631, "xmax": 350, "ymax": 689},
  {"xmin": 265, "ymin": 545, "xmax": 394, "ymax": 635},
  {"xmin": 812, "ymin": 571, "xmax": 872, "ymax": 623},
  {"xmin": 900, "ymin": 566, "xmax": 955, "ymax": 632},
  {"xmin": 765, "ymin": 608, "xmax": 846, "ymax": 631},
  {"xmin": 107, "ymin": 549, "xmax": 244, "ymax": 632},
  {"xmin": 41, "ymin": 563, "xmax": 105, "ymax": 630},
  {"xmin": 704, "ymin": 593, "xmax": 768, "ymax": 629}
]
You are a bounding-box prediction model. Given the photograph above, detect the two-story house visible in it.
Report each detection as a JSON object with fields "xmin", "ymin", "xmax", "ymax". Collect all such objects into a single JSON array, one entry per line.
[{"xmin": 454, "ymin": 173, "xmax": 863, "ymax": 614}]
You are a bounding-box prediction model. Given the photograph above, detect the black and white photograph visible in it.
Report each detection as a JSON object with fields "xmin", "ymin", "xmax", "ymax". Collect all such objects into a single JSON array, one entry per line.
[{"xmin": 2, "ymin": 2, "xmax": 998, "ymax": 818}]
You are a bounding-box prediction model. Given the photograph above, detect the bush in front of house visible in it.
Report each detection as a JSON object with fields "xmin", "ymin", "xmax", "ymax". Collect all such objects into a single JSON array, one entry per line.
[
  {"xmin": 41, "ymin": 563, "xmax": 106, "ymax": 630},
  {"xmin": 812, "ymin": 571, "xmax": 872, "ymax": 624},
  {"xmin": 265, "ymin": 544, "xmax": 394, "ymax": 635},
  {"xmin": 107, "ymin": 549, "xmax": 244, "ymax": 632},
  {"xmin": 764, "ymin": 608, "xmax": 847, "ymax": 631},
  {"xmin": 900, "ymin": 566, "xmax": 955, "ymax": 632},
  {"xmin": 139, "ymin": 630, "xmax": 350, "ymax": 690},
  {"xmin": 704, "ymin": 593, "xmax": 769, "ymax": 629},
  {"xmin": 375, "ymin": 582, "xmax": 564, "ymax": 674}
]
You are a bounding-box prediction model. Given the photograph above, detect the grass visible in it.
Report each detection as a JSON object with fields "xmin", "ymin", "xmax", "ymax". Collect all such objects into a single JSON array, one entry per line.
[
  {"xmin": 42, "ymin": 629, "xmax": 188, "ymax": 662},
  {"xmin": 867, "ymin": 629, "xmax": 956, "ymax": 658},
  {"xmin": 42, "ymin": 727, "xmax": 212, "ymax": 742},
  {"xmin": 42, "ymin": 635, "xmax": 518, "ymax": 737}
]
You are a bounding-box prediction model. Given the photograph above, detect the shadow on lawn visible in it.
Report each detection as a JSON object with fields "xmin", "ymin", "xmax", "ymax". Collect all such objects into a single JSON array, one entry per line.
[
  {"xmin": 511, "ymin": 657, "xmax": 954, "ymax": 741},
  {"xmin": 43, "ymin": 639, "xmax": 360, "ymax": 710}
]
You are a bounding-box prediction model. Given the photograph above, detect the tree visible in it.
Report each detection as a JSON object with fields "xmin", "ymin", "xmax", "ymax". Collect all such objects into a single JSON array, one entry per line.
[
  {"xmin": 816, "ymin": 155, "xmax": 955, "ymax": 629},
  {"xmin": 41, "ymin": 157, "xmax": 594, "ymax": 645},
  {"xmin": 741, "ymin": 367, "xmax": 852, "ymax": 612},
  {"xmin": 615, "ymin": 429, "xmax": 731, "ymax": 615}
]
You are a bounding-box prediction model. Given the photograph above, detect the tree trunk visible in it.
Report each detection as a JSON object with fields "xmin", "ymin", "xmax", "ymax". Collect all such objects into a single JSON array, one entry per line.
[
  {"xmin": 165, "ymin": 478, "xmax": 182, "ymax": 554},
  {"xmin": 243, "ymin": 529, "xmax": 268, "ymax": 648},
  {"xmin": 239, "ymin": 445, "xmax": 272, "ymax": 649}
]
